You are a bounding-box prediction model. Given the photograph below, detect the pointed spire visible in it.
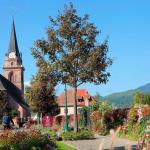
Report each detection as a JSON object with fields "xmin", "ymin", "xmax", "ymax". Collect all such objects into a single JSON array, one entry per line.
[{"xmin": 8, "ymin": 18, "xmax": 19, "ymax": 56}]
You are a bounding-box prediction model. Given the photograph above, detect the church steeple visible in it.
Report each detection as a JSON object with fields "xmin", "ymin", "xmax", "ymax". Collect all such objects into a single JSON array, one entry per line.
[
  {"xmin": 8, "ymin": 19, "xmax": 20, "ymax": 56},
  {"xmin": 3, "ymin": 19, "xmax": 24, "ymax": 92}
]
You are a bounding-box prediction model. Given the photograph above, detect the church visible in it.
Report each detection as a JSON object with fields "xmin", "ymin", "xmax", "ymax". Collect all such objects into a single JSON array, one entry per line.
[{"xmin": 0, "ymin": 20, "xmax": 30, "ymax": 118}]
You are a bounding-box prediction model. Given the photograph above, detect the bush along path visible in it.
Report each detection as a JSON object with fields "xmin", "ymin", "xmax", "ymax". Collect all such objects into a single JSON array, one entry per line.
[
  {"xmin": 0, "ymin": 129, "xmax": 56, "ymax": 150},
  {"xmin": 0, "ymin": 128, "xmax": 78, "ymax": 150}
]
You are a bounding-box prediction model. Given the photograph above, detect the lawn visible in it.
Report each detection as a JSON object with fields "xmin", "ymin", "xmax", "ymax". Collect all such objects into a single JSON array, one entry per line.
[{"xmin": 56, "ymin": 141, "xmax": 76, "ymax": 150}]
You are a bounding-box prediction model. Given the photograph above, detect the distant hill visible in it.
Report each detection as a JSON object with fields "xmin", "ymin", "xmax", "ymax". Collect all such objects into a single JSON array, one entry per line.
[{"xmin": 103, "ymin": 83, "xmax": 150, "ymax": 108}]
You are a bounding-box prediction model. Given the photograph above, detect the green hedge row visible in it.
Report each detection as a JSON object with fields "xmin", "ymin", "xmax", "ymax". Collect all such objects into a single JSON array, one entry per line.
[{"xmin": 61, "ymin": 130, "xmax": 94, "ymax": 141}]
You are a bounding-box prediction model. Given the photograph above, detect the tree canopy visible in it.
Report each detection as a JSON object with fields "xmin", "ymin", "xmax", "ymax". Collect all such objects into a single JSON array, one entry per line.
[
  {"xmin": 31, "ymin": 3, "xmax": 112, "ymax": 132},
  {"xmin": 25, "ymin": 76, "xmax": 60, "ymax": 117},
  {"xmin": 133, "ymin": 91, "xmax": 150, "ymax": 106}
]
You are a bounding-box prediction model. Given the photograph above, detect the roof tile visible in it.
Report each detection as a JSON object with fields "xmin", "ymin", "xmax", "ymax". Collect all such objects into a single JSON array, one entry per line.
[{"xmin": 57, "ymin": 89, "xmax": 95, "ymax": 106}]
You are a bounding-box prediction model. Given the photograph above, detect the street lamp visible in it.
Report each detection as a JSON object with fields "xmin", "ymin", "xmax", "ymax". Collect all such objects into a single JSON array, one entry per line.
[{"xmin": 64, "ymin": 82, "xmax": 68, "ymax": 132}]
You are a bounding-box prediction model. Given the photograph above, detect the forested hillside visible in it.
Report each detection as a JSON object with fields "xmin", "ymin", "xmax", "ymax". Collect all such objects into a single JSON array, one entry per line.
[{"xmin": 102, "ymin": 83, "xmax": 150, "ymax": 107}]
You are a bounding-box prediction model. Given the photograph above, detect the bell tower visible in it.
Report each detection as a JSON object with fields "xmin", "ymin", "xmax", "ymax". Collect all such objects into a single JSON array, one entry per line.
[{"xmin": 3, "ymin": 19, "xmax": 24, "ymax": 95}]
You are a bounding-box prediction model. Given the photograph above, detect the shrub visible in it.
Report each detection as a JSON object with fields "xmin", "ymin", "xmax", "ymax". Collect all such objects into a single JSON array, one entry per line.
[
  {"xmin": 92, "ymin": 121, "xmax": 102, "ymax": 133},
  {"xmin": 120, "ymin": 113, "xmax": 150, "ymax": 141},
  {"xmin": 128, "ymin": 107, "xmax": 138, "ymax": 123},
  {"xmin": 90, "ymin": 111, "xmax": 102, "ymax": 133},
  {"xmin": 90, "ymin": 111, "xmax": 101, "ymax": 122},
  {"xmin": 78, "ymin": 106, "xmax": 90, "ymax": 128},
  {"xmin": 103, "ymin": 108, "xmax": 128, "ymax": 131},
  {"xmin": 89, "ymin": 101, "xmax": 112, "ymax": 115},
  {"xmin": 54, "ymin": 115, "xmax": 65, "ymax": 126},
  {"xmin": 0, "ymin": 129, "xmax": 55, "ymax": 150},
  {"xmin": 61, "ymin": 130, "xmax": 94, "ymax": 141},
  {"xmin": 33, "ymin": 125, "xmax": 59, "ymax": 141},
  {"xmin": 89, "ymin": 101, "xmax": 113, "ymax": 134},
  {"xmin": 48, "ymin": 130, "xmax": 58, "ymax": 141}
]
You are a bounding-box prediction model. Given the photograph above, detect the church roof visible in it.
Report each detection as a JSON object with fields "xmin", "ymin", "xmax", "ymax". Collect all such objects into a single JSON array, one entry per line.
[
  {"xmin": 8, "ymin": 19, "xmax": 20, "ymax": 56},
  {"xmin": 0, "ymin": 74, "xmax": 28, "ymax": 108},
  {"xmin": 0, "ymin": 78, "xmax": 6, "ymax": 91}
]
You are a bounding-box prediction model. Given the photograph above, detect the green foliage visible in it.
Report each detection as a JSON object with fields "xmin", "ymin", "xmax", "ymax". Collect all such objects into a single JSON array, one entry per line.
[
  {"xmin": 0, "ymin": 129, "xmax": 55, "ymax": 150},
  {"xmin": 89, "ymin": 101, "xmax": 112, "ymax": 135},
  {"xmin": 78, "ymin": 106, "xmax": 90, "ymax": 128},
  {"xmin": 120, "ymin": 114, "xmax": 150, "ymax": 141},
  {"xmin": 133, "ymin": 91, "xmax": 150, "ymax": 106},
  {"xmin": 90, "ymin": 101, "xmax": 101, "ymax": 112},
  {"xmin": 33, "ymin": 125, "xmax": 58, "ymax": 141},
  {"xmin": 103, "ymin": 83, "xmax": 150, "ymax": 108},
  {"xmin": 141, "ymin": 93, "xmax": 150, "ymax": 105},
  {"xmin": 104, "ymin": 90, "xmax": 135, "ymax": 108},
  {"xmin": 48, "ymin": 130, "xmax": 58, "ymax": 141},
  {"xmin": 24, "ymin": 86, "xmax": 31, "ymax": 103},
  {"xmin": 98, "ymin": 101, "xmax": 112, "ymax": 115},
  {"xmin": 61, "ymin": 130, "xmax": 94, "ymax": 140},
  {"xmin": 133, "ymin": 91, "xmax": 143, "ymax": 106},
  {"xmin": 56, "ymin": 141, "xmax": 76, "ymax": 150},
  {"xmin": 90, "ymin": 101, "xmax": 112, "ymax": 114},
  {"xmin": 24, "ymin": 77, "xmax": 60, "ymax": 116}
]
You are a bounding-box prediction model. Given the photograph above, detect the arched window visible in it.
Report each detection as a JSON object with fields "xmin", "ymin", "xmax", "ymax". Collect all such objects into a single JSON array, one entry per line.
[
  {"xmin": 14, "ymin": 75, "xmax": 17, "ymax": 82},
  {"xmin": 11, "ymin": 62, "xmax": 13, "ymax": 67},
  {"xmin": 8, "ymin": 71, "xmax": 14, "ymax": 82}
]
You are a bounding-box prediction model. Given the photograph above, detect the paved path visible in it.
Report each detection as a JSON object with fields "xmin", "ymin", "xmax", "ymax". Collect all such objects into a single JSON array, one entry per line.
[{"xmin": 65, "ymin": 136, "xmax": 137, "ymax": 150}]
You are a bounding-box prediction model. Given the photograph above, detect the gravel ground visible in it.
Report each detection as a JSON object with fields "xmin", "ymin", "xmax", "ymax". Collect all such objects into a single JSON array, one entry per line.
[{"xmin": 65, "ymin": 135, "xmax": 137, "ymax": 150}]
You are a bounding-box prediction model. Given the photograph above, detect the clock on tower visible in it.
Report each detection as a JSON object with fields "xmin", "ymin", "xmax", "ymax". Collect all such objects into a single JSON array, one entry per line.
[
  {"xmin": 3, "ymin": 19, "xmax": 24, "ymax": 93},
  {"xmin": 9, "ymin": 52, "xmax": 16, "ymax": 58}
]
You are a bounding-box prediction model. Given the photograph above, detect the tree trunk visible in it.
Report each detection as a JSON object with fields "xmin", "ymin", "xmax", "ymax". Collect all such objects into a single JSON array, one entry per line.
[{"xmin": 73, "ymin": 86, "xmax": 78, "ymax": 132}]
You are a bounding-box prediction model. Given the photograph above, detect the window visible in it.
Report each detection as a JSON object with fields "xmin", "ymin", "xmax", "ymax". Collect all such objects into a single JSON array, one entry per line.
[
  {"xmin": 8, "ymin": 71, "xmax": 13, "ymax": 82},
  {"xmin": 78, "ymin": 96, "xmax": 83, "ymax": 102},
  {"xmin": 11, "ymin": 62, "xmax": 13, "ymax": 67},
  {"xmin": 14, "ymin": 75, "xmax": 17, "ymax": 82}
]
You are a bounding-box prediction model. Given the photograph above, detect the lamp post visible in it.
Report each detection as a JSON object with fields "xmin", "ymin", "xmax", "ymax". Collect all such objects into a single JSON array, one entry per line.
[{"xmin": 64, "ymin": 83, "xmax": 68, "ymax": 132}]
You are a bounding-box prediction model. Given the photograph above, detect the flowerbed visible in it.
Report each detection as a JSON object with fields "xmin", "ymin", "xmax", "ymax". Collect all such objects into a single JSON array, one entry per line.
[
  {"xmin": 103, "ymin": 108, "xmax": 128, "ymax": 131},
  {"xmin": 119, "ymin": 105, "xmax": 150, "ymax": 150},
  {"xmin": 0, "ymin": 129, "xmax": 55, "ymax": 150},
  {"xmin": 90, "ymin": 108, "xmax": 128, "ymax": 135}
]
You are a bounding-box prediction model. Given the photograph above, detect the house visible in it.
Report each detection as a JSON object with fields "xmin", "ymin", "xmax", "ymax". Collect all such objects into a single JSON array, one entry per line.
[
  {"xmin": 0, "ymin": 19, "xmax": 30, "ymax": 118},
  {"xmin": 57, "ymin": 89, "xmax": 96, "ymax": 115}
]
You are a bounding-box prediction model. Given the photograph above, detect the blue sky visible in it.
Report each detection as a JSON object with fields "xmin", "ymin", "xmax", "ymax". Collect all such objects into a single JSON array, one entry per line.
[{"xmin": 0, "ymin": 0, "xmax": 150, "ymax": 96}]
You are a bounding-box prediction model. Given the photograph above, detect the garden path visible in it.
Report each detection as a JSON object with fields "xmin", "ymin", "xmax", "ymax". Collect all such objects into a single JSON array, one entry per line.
[{"xmin": 65, "ymin": 135, "xmax": 137, "ymax": 150}]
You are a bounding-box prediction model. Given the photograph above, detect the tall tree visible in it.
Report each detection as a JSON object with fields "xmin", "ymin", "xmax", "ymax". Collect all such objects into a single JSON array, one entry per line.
[
  {"xmin": 31, "ymin": 3, "xmax": 112, "ymax": 132},
  {"xmin": 132, "ymin": 91, "xmax": 150, "ymax": 106},
  {"xmin": 132, "ymin": 91, "xmax": 143, "ymax": 106},
  {"xmin": 24, "ymin": 75, "xmax": 60, "ymax": 123}
]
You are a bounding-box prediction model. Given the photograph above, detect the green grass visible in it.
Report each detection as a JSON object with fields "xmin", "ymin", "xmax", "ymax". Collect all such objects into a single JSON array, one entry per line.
[{"xmin": 56, "ymin": 141, "xmax": 76, "ymax": 150}]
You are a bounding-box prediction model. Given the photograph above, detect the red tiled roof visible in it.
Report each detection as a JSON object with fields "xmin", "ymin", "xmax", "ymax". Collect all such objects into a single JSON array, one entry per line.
[{"xmin": 57, "ymin": 89, "xmax": 96, "ymax": 107}]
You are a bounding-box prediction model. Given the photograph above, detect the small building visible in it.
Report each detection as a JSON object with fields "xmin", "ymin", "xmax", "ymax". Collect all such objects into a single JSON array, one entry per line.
[
  {"xmin": 0, "ymin": 19, "xmax": 30, "ymax": 118},
  {"xmin": 57, "ymin": 89, "xmax": 96, "ymax": 115}
]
